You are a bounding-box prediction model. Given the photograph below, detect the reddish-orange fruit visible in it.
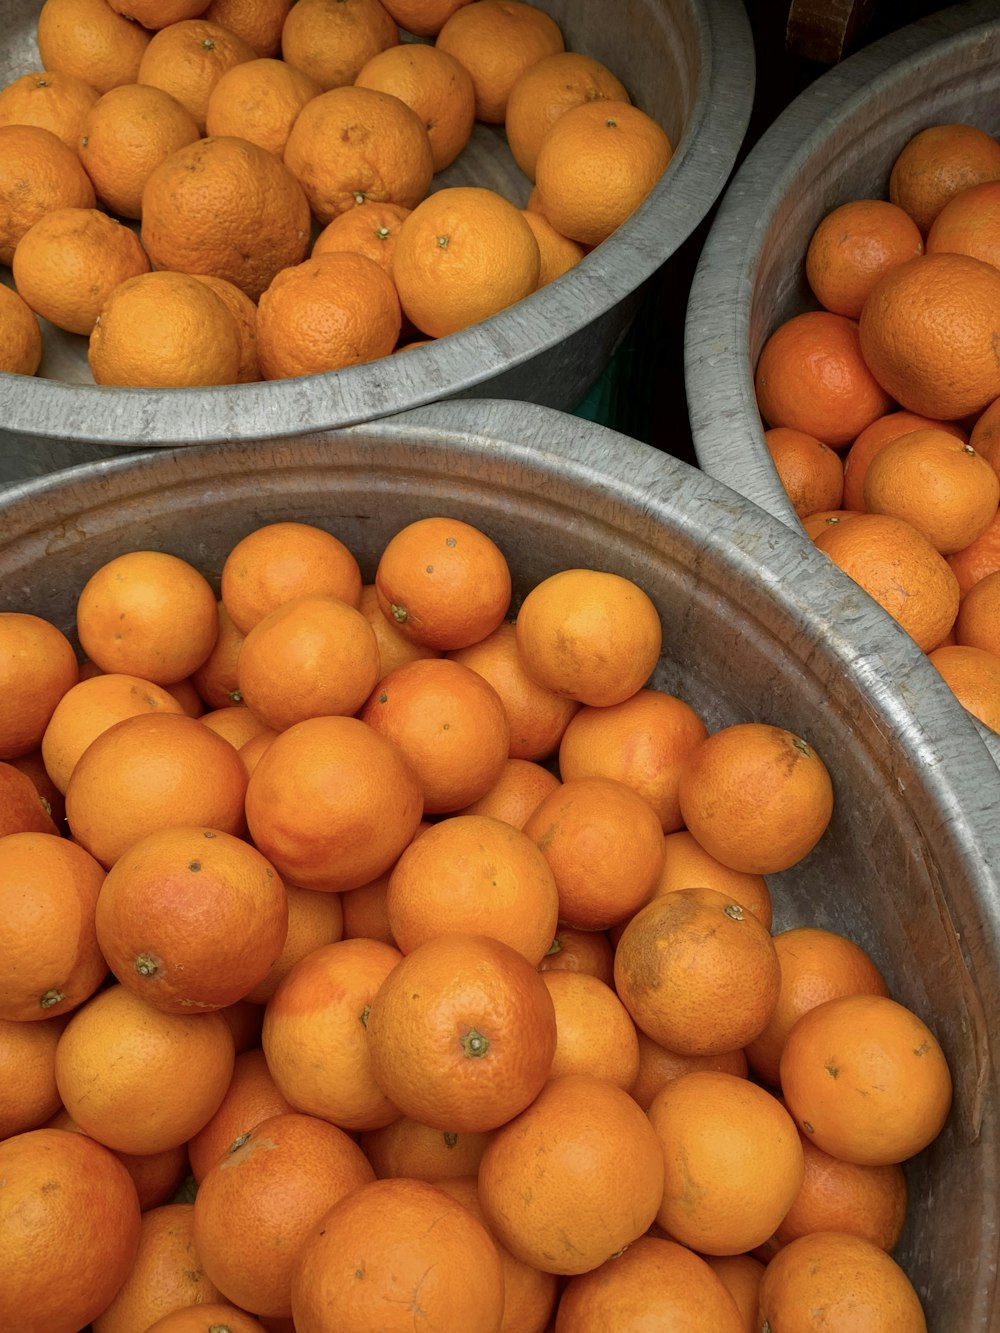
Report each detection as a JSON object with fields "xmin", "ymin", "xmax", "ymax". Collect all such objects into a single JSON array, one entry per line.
[
  {"xmin": 457, "ymin": 755, "xmax": 562, "ymax": 828},
  {"xmin": 0, "ymin": 283, "xmax": 43, "ymax": 375},
  {"xmin": 187, "ymin": 1047, "xmax": 295, "ymax": 1181},
  {"xmin": 360, "ymin": 1117, "xmax": 492, "ymax": 1181},
  {"xmin": 537, "ymin": 925, "xmax": 615, "ymax": 986},
  {"xmin": 765, "ymin": 425, "xmax": 846, "ymax": 518},
  {"xmin": 0, "ymin": 611, "xmax": 79, "ymax": 760},
  {"xmin": 220, "ymin": 521, "xmax": 362, "ymax": 635},
  {"xmin": 36, "ymin": 0, "xmax": 152, "ymax": 93},
  {"xmin": 144, "ymin": 1302, "xmax": 269, "ymax": 1332},
  {"xmin": 0, "ymin": 123, "xmax": 96, "ymax": 265},
  {"xmin": 930, "ymin": 643, "xmax": 1000, "ymax": 733},
  {"xmin": 628, "ymin": 1029, "xmax": 748, "ymax": 1112},
  {"xmin": 355, "ymin": 41, "xmax": 476, "ymax": 173},
  {"xmin": 655, "ymin": 828, "xmax": 773, "ymax": 929},
  {"xmin": 805, "ymin": 197, "xmax": 924, "ymax": 319},
  {"xmin": 477, "ymin": 1072, "xmax": 665, "ymax": 1276},
  {"xmin": 927, "ymin": 178, "xmax": 1000, "ymax": 271},
  {"xmin": 843, "ymin": 410, "xmax": 967, "ymax": 512},
  {"xmin": 44, "ymin": 1105, "xmax": 191, "ymax": 1211},
  {"xmin": 365, "ymin": 932, "xmax": 557, "ymax": 1133},
  {"xmin": 279, "ymin": 0, "xmax": 399, "ymax": 90},
  {"xmin": 889, "ymin": 121, "xmax": 1000, "ymax": 234},
  {"xmin": 191, "ymin": 603, "xmax": 244, "ymax": 709},
  {"xmin": 0, "ymin": 1013, "xmax": 67, "ymax": 1138},
  {"xmin": 0, "ymin": 761, "xmax": 59, "ymax": 837},
  {"xmin": 290, "ymin": 1176, "xmax": 505, "ymax": 1333},
  {"xmin": 0, "ymin": 1127, "xmax": 142, "ymax": 1333},
  {"xmin": 703, "ymin": 1253, "xmax": 766, "ymax": 1333},
  {"xmin": 955, "ymin": 567, "xmax": 1000, "ymax": 655},
  {"xmin": 205, "ymin": 56, "xmax": 320, "ymax": 157},
  {"xmin": 243, "ymin": 880, "xmax": 345, "ymax": 1004},
  {"xmin": 948, "ymin": 505, "xmax": 1000, "ymax": 596},
  {"xmin": 436, "ymin": 0, "xmax": 564, "ymax": 123},
  {"xmin": 199, "ymin": 704, "xmax": 271, "ymax": 751},
  {"xmin": 542, "ymin": 969, "xmax": 640, "ymax": 1089}
]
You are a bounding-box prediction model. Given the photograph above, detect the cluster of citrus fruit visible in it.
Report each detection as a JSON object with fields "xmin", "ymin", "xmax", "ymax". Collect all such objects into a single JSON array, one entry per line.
[
  {"xmin": 753, "ymin": 120, "xmax": 1000, "ymax": 737},
  {"xmin": 1, "ymin": 511, "xmax": 951, "ymax": 1332},
  {"xmin": 0, "ymin": 0, "xmax": 672, "ymax": 387}
]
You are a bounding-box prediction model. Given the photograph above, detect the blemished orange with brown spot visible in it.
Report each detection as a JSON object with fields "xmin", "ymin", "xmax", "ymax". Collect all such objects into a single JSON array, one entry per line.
[
  {"xmin": 193, "ymin": 1111, "xmax": 376, "ymax": 1319},
  {"xmin": 261, "ymin": 935, "xmax": 403, "ymax": 1131},
  {"xmin": 0, "ymin": 122, "xmax": 96, "ymax": 265},
  {"xmin": 290, "ymin": 1176, "xmax": 506, "ymax": 1333},
  {"xmin": 55, "ymin": 983, "xmax": 236, "ymax": 1155},
  {"xmin": 557, "ymin": 687, "xmax": 708, "ymax": 832},
  {"xmin": 145, "ymin": 1303, "xmax": 270, "ymax": 1332},
  {"xmin": 280, "ymin": 0, "xmax": 399, "ymax": 90},
  {"xmin": 187, "ymin": 1047, "xmax": 295, "ymax": 1181},
  {"xmin": 0, "ymin": 611, "xmax": 79, "ymax": 760},
  {"xmin": 457, "ymin": 755, "xmax": 561, "ymax": 828},
  {"xmin": 380, "ymin": 0, "xmax": 472, "ymax": 36},
  {"xmin": 79, "ymin": 83, "xmax": 200, "ymax": 221},
  {"xmin": 360, "ymin": 1117, "xmax": 492, "ymax": 1181},
  {"xmin": 0, "ymin": 284, "xmax": 42, "ymax": 376},
  {"xmin": 312, "ymin": 201, "xmax": 413, "ymax": 274},
  {"xmin": 814, "ymin": 511, "xmax": 961, "ymax": 651},
  {"xmin": 614, "ymin": 885, "xmax": 780, "ymax": 1056},
  {"xmin": 515, "ymin": 566, "xmax": 663, "ymax": 707},
  {"xmin": 780, "ymin": 992, "xmax": 953, "ymax": 1166},
  {"xmin": 142, "ymin": 135, "xmax": 312, "ymax": 300},
  {"xmin": 0, "ymin": 1014, "xmax": 67, "ymax": 1139},
  {"xmin": 0, "ymin": 68, "xmax": 98, "ymax": 148},
  {"xmin": 0, "ymin": 761, "xmax": 59, "ymax": 837},
  {"xmin": 0, "ymin": 1128, "xmax": 142, "ymax": 1333},
  {"xmin": 477, "ymin": 1072, "xmax": 664, "ymax": 1275},
  {"xmin": 757, "ymin": 1230, "xmax": 928, "ymax": 1331},
  {"xmin": 0, "ymin": 831, "xmax": 106, "ymax": 1022},
  {"xmin": 704, "ymin": 1253, "xmax": 766, "ymax": 1333},
  {"xmin": 538, "ymin": 925, "xmax": 615, "ymax": 986},
  {"xmin": 677, "ymin": 721, "xmax": 834, "ymax": 875},
  {"xmin": 765, "ymin": 425, "xmax": 846, "ymax": 518},
  {"xmin": 929, "ymin": 642, "xmax": 1000, "ymax": 733},
  {"xmin": 744, "ymin": 925, "xmax": 889, "ymax": 1089},
  {"xmin": 522, "ymin": 775, "xmax": 665, "ymax": 930},
  {"xmin": 655, "ymin": 828, "xmax": 773, "ymax": 928},
  {"xmin": 391, "ymin": 186, "xmax": 541, "ymax": 338},
  {"xmin": 541, "ymin": 969, "xmax": 640, "ymax": 1089},
  {"xmin": 221, "ymin": 520, "xmax": 362, "ymax": 635},
  {"xmin": 804, "ymin": 197, "xmax": 923, "ymax": 318},
  {"xmin": 889, "ymin": 121, "xmax": 1000, "ymax": 234},
  {"xmin": 37, "ymin": 0, "xmax": 152, "ymax": 93},
  {"xmin": 629, "ymin": 1030, "xmax": 748, "ymax": 1113},
  {"xmin": 842, "ymin": 410, "xmax": 967, "ymax": 512},
  {"xmin": 189, "ymin": 274, "xmax": 263, "ymax": 384},
  {"xmin": 90, "ymin": 1202, "xmax": 224, "ymax": 1333},
  {"xmin": 754, "ymin": 309, "xmax": 892, "ymax": 447},
  {"xmin": 521, "ymin": 206, "xmax": 587, "ymax": 286},
  {"xmin": 136, "ymin": 18, "xmax": 256, "ymax": 130},
  {"xmin": 203, "ymin": 0, "xmax": 294, "ymax": 57},
  {"xmin": 862, "ymin": 427, "xmax": 1000, "ymax": 554},
  {"xmin": 355, "ymin": 42, "xmax": 476, "ymax": 173},
  {"xmin": 243, "ymin": 880, "xmax": 345, "ymax": 1003},
  {"xmin": 282, "ymin": 84, "xmax": 433, "ymax": 224},
  {"xmin": 927, "ymin": 178, "xmax": 1000, "ymax": 271},
  {"xmin": 534, "ymin": 99, "xmax": 672, "ymax": 248},
  {"xmin": 505, "ymin": 50, "xmax": 629, "ymax": 181},
  {"xmin": 436, "ymin": 0, "xmax": 564, "ymax": 123},
  {"xmin": 385, "ymin": 813, "xmax": 559, "ymax": 964},
  {"xmin": 554, "ymin": 1235, "xmax": 746, "ymax": 1332}
]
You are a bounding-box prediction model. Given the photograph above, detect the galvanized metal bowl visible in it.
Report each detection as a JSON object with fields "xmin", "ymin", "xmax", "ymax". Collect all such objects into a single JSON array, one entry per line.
[
  {"xmin": 684, "ymin": 0, "xmax": 1000, "ymax": 531},
  {"xmin": 1, "ymin": 398, "xmax": 999, "ymax": 1326},
  {"xmin": 0, "ymin": 0, "xmax": 752, "ymax": 475}
]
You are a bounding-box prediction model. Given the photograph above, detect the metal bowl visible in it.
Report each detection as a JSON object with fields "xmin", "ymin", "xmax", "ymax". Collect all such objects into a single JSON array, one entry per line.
[
  {"xmin": 1, "ymin": 398, "xmax": 999, "ymax": 1326},
  {"xmin": 0, "ymin": 0, "xmax": 752, "ymax": 475}
]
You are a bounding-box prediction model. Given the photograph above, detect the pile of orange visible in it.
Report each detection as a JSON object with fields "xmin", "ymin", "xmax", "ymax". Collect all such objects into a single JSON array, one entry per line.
[
  {"xmin": 0, "ymin": 508, "xmax": 950, "ymax": 1331},
  {"xmin": 0, "ymin": 0, "xmax": 673, "ymax": 386},
  {"xmin": 754, "ymin": 120, "xmax": 1000, "ymax": 737}
]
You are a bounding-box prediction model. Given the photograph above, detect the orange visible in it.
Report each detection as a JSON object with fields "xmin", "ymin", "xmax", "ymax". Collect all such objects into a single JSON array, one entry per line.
[
  {"xmin": 477, "ymin": 1072, "xmax": 664, "ymax": 1275},
  {"xmin": 191, "ymin": 602, "xmax": 245, "ymax": 707},
  {"xmin": 137, "ymin": 18, "xmax": 257, "ymax": 130},
  {"xmin": 862, "ymin": 427, "xmax": 1000, "ymax": 554},
  {"xmin": 199, "ymin": 703, "xmax": 271, "ymax": 748},
  {"xmin": 889, "ymin": 120, "xmax": 1000, "ymax": 234},
  {"xmin": 141, "ymin": 135, "xmax": 311, "ymax": 300},
  {"xmin": 145, "ymin": 1304, "xmax": 269, "ymax": 1333},
  {"xmin": 256, "ymin": 250, "xmax": 402, "ymax": 379},
  {"xmin": 804, "ymin": 197, "xmax": 924, "ymax": 318},
  {"xmin": 521, "ymin": 206, "xmax": 586, "ymax": 286},
  {"xmin": 219, "ymin": 998, "xmax": 265, "ymax": 1054},
  {"xmin": 166, "ymin": 675, "xmax": 206, "ymax": 717},
  {"xmin": 379, "ymin": 0, "xmax": 472, "ymax": 37},
  {"xmin": 88, "ymin": 269, "xmax": 243, "ymax": 388},
  {"xmin": 436, "ymin": 0, "xmax": 564, "ymax": 124},
  {"xmin": 0, "ymin": 68, "xmax": 98, "ymax": 148},
  {"xmin": 358, "ymin": 580, "xmax": 441, "ymax": 676},
  {"xmin": 537, "ymin": 924, "xmax": 615, "ymax": 986},
  {"xmin": 557, "ymin": 687, "xmax": 708, "ymax": 831},
  {"xmin": 13, "ymin": 206, "xmax": 149, "ymax": 336},
  {"xmin": 366, "ymin": 932, "xmax": 556, "ymax": 1132},
  {"xmin": 280, "ymin": 0, "xmax": 399, "ymax": 90},
  {"xmin": 385, "ymin": 813, "xmax": 559, "ymax": 964},
  {"xmin": 970, "ymin": 393, "xmax": 1000, "ymax": 482},
  {"xmin": 926, "ymin": 177, "xmax": 1000, "ymax": 272},
  {"xmin": 0, "ymin": 761, "xmax": 59, "ymax": 837},
  {"xmin": 109, "ymin": 0, "xmax": 211, "ymax": 25},
  {"xmin": 955, "ymin": 566, "xmax": 1000, "ymax": 653},
  {"xmin": 339, "ymin": 878, "xmax": 396, "ymax": 945},
  {"xmin": 37, "ymin": 0, "xmax": 152, "ymax": 93},
  {"xmin": 290, "ymin": 1176, "xmax": 505, "ymax": 1333},
  {"xmin": 202, "ymin": 0, "xmax": 295, "ymax": 56},
  {"xmin": 245, "ymin": 713, "xmax": 424, "ymax": 889},
  {"xmin": 765, "ymin": 425, "xmax": 846, "ymax": 517},
  {"xmin": 861, "ymin": 251, "xmax": 1000, "ymax": 419},
  {"xmin": 91, "ymin": 1202, "xmax": 224, "ymax": 1333},
  {"xmin": 79, "ymin": 82, "xmax": 201, "ymax": 221},
  {"xmin": 374, "ymin": 514, "xmax": 513, "ymax": 651},
  {"xmin": 0, "ymin": 283, "xmax": 42, "ymax": 376},
  {"xmin": 534, "ymin": 99, "xmax": 673, "ymax": 247},
  {"xmin": 522, "ymin": 775, "xmax": 665, "ymax": 929},
  {"xmin": 391, "ymin": 185, "xmax": 541, "ymax": 338},
  {"xmin": 193, "ymin": 1111, "xmax": 376, "ymax": 1318},
  {"xmin": 948, "ymin": 504, "xmax": 1000, "ymax": 595},
  {"xmin": 754, "ymin": 309, "xmax": 893, "ymax": 447},
  {"xmin": 0, "ymin": 1014, "xmax": 67, "ymax": 1138},
  {"xmin": 94, "ymin": 825, "xmax": 288, "ymax": 1012},
  {"xmin": 0, "ymin": 831, "xmax": 106, "ymax": 1022},
  {"xmin": 703, "ymin": 1253, "xmax": 766, "ymax": 1333},
  {"xmin": 677, "ymin": 721, "xmax": 835, "ymax": 875},
  {"xmin": 554, "ymin": 1235, "xmax": 745, "ymax": 1332},
  {"xmin": 282, "ymin": 84, "xmax": 433, "ymax": 225},
  {"xmin": 744, "ymin": 925, "xmax": 889, "ymax": 1089},
  {"xmin": 842, "ymin": 409, "xmax": 967, "ymax": 511},
  {"xmin": 221, "ymin": 520, "xmax": 362, "ymax": 634},
  {"xmin": 359, "ymin": 656, "xmax": 511, "ymax": 813},
  {"xmin": 261, "ymin": 936, "xmax": 403, "ymax": 1130},
  {"xmin": 64, "ymin": 710, "xmax": 248, "ymax": 868},
  {"xmin": 780, "ymin": 992, "xmax": 953, "ymax": 1165},
  {"xmin": 655, "ymin": 827, "xmax": 773, "ymax": 928},
  {"xmin": 44, "ymin": 1104, "xmax": 191, "ymax": 1210},
  {"xmin": 928, "ymin": 642, "xmax": 1000, "ymax": 732},
  {"xmin": 5, "ymin": 748, "xmax": 65, "ymax": 827},
  {"xmin": 360, "ymin": 1117, "xmax": 492, "ymax": 1181},
  {"xmin": 802, "ymin": 508, "xmax": 860, "ymax": 540},
  {"xmin": 312, "ymin": 200, "xmax": 412, "ymax": 272},
  {"xmin": 355, "ymin": 42, "xmax": 476, "ymax": 173},
  {"xmin": 457, "ymin": 754, "xmax": 561, "ymax": 827},
  {"xmin": 757, "ymin": 1230, "xmax": 928, "ymax": 1330},
  {"xmin": 205, "ymin": 56, "xmax": 321, "ymax": 156},
  {"xmin": 505, "ymin": 50, "xmax": 629, "ymax": 182},
  {"xmin": 0, "ymin": 122, "xmax": 96, "ymax": 266},
  {"xmin": 628, "ymin": 1029, "xmax": 748, "ymax": 1113},
  {"xmin": 541, "ymin": 969, "xmax": 640, "ymax": 1089},
  {"xmin": 183, "ymin": 275, "xmax": 261, "ymax": 383},
  {"xmin": 187, "ymin": 1046, "xmax": 295, "ymax": 1180},
  {"xmin": 0, "ymin": 611, "xmax": 79, "ymax": 760},
  {"xmin": 614, "ymin": 885, "xmax": 780, "ymax": 1055},
  {"xmin": 515, "ymin": 566, "xmax": 663, "ymax": 707},
  {"xmin": 0, "ymin": 1127, "xmax": 141, "ymax": 1333},
  {"xmin": 243, "ymin": 880, "xmax": 345, "ymax": 1003},
  {"xmin": 814, "ymin": 511, "xmax": 961, "ymax": 651}
]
